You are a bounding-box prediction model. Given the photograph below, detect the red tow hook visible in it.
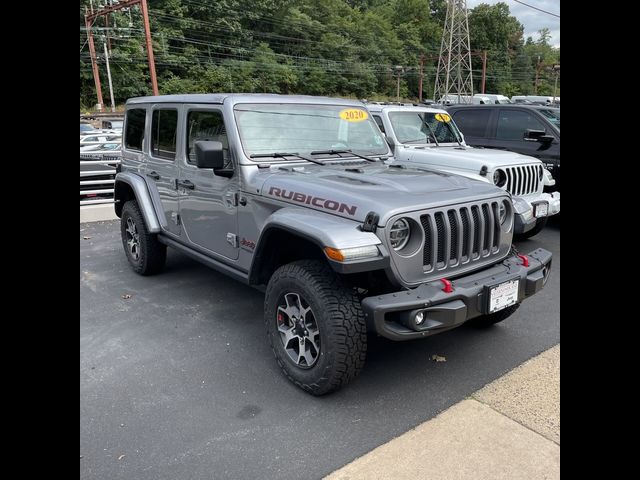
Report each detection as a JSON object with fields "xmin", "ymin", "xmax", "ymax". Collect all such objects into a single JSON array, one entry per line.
[
  {"xmin": 440, "ymin": 278, "xmax": 454, "ymax": 293},
  {"xmin": 517, "ymin": 254, "xmax": 529, "ymax": 267}
]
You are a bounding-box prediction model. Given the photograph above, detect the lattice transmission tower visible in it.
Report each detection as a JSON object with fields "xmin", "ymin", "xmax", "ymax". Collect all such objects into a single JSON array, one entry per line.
[{"xmin": 433, "ymin": 0, "xmax": 474, "ymax": 104}]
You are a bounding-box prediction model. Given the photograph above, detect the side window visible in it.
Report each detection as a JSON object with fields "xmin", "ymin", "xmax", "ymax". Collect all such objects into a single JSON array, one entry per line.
[
  {"xmin": 186, "ymin": 110, "xmax": 231, "ymax": 167},
  {"xmin": 124, "ymin": 108, "xmax": 146, "ymax": 151},
  {"xmin": 373, "ymin": 115, "xmax": 385, "ymax": 134},
  {"xmin": 496, "ymin": 110, "xmax": 546, "ymax": 141},
  {"xmin": 452, "ymin": 110, "xmax": 492, "ymax": 137},
  {"xmin": 151, "ymin": 109, "xmax": 178, "ymax": 160}
]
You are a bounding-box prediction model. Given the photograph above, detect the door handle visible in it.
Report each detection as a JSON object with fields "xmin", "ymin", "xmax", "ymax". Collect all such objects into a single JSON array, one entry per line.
[
  {"xmin": 176, "ymin": 179, "xmax": 195, "ymax": 190},
  {"xmin": 147, "ymin": 171, "xmax": 160, "ymax": 180}
]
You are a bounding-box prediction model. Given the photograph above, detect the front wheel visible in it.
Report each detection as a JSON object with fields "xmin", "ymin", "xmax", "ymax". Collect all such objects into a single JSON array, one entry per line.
[{"xmin": 264, "ymin": 260, "xmax": 367, "ymax": 395}]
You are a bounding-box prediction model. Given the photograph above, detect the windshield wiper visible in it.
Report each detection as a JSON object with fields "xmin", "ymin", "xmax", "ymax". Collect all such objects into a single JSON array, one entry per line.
[
  {"xmin": 249, "ymin": 152, "xmax": 325, "ymax": 165},
  {"xmin": 418, "ymin": 115, "xmax": 440, "ymax": 146},
  {"xmin": 309, "ymin": 149, "xmax": 378, "ymax": 162}
]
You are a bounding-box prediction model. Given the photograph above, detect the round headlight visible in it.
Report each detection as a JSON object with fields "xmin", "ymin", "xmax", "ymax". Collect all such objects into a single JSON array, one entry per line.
[
  {"xmin": 493, "ymin": 169, "xmax": 507, "ymax": 187},
  {"xmin": 499, "ymin": 200, "xmax": 509, "ymax": 224},
  {"xmin": 389, "ymin": 218, "xmax": 411, "ymax": 250}
]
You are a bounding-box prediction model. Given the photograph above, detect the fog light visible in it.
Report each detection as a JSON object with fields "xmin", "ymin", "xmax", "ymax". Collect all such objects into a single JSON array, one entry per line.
[{"xmin": 415, "ymin": 311, "xmax": 425, "ymax": 325}]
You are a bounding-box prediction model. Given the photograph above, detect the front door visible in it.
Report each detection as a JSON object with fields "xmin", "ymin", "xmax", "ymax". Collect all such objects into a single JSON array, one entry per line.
[
  {"xmin": 145, "ymin": 105, "xmax": 182, "ymax": 236},
  {"xmin": 490, "ymin": 108, "xmax": 558, "ymax": 160},
  {"xmin": 178, "ymin": 107, "xmax": 239, "ymax": 261}
]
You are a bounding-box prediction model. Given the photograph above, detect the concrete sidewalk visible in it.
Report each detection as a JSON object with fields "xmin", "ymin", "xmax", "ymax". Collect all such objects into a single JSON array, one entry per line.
[{"xmin": 325, "ymin": 345, "xmax": 560, "ymax": 480}]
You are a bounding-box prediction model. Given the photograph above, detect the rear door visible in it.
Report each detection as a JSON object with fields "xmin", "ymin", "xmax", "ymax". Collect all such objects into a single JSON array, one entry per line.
[
  {"xmin": 144, "ymin": 104, "xmax": 182, "ymax": 236},
  {"xmin": 449, "ymin": 108, "xmax": 494, "ymax": 147},
  {"xmin": 178, "ymin": 106, "xmax": 239, "ymax": 261}
]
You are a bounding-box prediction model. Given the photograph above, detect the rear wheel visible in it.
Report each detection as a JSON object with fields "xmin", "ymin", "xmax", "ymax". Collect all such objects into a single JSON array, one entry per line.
[
  {"xmin": 264, "ymin": 260, "xmax": 367, "ymax": 395},
  {"xmin": 120, "ymin": 200, "xmax": 166, "ymax": 275}
]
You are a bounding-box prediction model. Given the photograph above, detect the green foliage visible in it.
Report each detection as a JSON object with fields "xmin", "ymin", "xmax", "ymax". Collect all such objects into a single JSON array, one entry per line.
[{"xmin": 80, "ymin": 0, "xmax": 559, "ymax": 107}]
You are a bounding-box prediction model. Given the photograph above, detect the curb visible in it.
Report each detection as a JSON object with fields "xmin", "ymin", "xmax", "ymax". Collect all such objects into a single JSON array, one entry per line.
[{"xmin": 80, "ymin": 204, "xmax": 118, "ymax": 223}]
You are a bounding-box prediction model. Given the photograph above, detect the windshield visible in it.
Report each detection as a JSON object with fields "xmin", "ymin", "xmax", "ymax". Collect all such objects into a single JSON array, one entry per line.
[
  {"xmin": 497, "ymin": 99, "xmax": 512, "ymax": 104},
  {"xmin": 80, "ymin": 123, "xmax": 94, "ymax": 133},
  {"xmin": 234, "ymin": 103, "xmax": 388, "ymax": 158},
  {"xmin": 388, "ymin": 111, "xmax": 463, "ymax": 144},
  {"xmin": 539, "ymin": 109, "xmax": 560, "ymax": 129}
]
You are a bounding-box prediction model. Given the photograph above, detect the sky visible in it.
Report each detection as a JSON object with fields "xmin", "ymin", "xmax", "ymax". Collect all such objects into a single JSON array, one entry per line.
[{"xmin": 467, "ymin": 0, "xmax": 560, "ymax": 47}]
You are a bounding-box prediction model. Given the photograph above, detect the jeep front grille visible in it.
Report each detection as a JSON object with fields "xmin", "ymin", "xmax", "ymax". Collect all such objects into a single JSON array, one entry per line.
[
  {"xmin": 504, "ymin": 165, "xmax": 543, "ymax": 196},
  {"xmin": 420, "ymin": 201, "xmax": 501, "ymax": 272}
]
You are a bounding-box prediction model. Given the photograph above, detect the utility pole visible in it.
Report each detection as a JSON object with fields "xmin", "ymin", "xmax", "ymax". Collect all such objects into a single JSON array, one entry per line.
[
  {"xmin": 481, "ymin": 50, "xmax": 487, "ymax": 94},
  {"xmin": 85, "ymin": 12, "xmax": 104, "ymax": 111},
  {"xmin": 552, "ymin": 64, "xmax": 560, "ymax": 104},
  {"xmin": 418, "ymin": 55, "xmax": 424, "ymax": 102},
  {"xmin": 139, "ymin": 0, "xmax": 159, "ymax": 95},
  {"xmin": 85, "ymin": 0, "xmax": 159, "ymax": 109},
  {"xmin": 392, "ymin": 66, "xmax": 405, "ymax": 103},
  {"xmin": 104, "ymin": 42, "xmax": 116, "ymax": 112},
  {"xmin": 433, "ymin": 0, "xmax": 474, "ymax": 104},
  {"xmin": 534, "ymin": 55, "xmax": 541, "ymax": 94}
]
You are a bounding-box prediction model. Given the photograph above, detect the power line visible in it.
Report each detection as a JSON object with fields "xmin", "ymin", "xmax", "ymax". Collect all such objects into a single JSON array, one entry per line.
[{"xmin": 511, "ymin": 0, "xmax": 560, "ymax": 18}]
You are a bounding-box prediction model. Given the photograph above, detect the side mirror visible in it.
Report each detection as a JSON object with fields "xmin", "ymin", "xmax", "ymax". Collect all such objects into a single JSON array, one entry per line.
[
  {"xmin": 194, "ymin": 140, "xmax": 225, "ymax": 169},
  {"xmin": 524, "ymin": 129, "xmax": 553, "ymax": 144}
]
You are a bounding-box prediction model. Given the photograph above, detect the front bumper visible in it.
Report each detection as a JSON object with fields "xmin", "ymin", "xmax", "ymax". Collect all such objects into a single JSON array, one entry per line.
[
  {"xmin": 513, "ymin": 192, "xmax": 560, "ymax": 234},
  {"xmin": 361, "ymin": 248, "xmax": 552, "ymax": 341}
]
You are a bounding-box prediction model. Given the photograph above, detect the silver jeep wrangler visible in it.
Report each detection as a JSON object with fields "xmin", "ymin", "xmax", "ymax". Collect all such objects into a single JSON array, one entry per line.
[{"xmin": 114, "ymin": 94, "xmax": 552, "ymax": 395}]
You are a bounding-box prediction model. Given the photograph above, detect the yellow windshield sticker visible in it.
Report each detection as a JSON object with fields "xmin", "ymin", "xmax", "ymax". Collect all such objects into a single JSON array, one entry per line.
[
  {"xmin": 435, "ymin": 113, "xmax": 451, "ymax": 122},
  {"xmin": 339, "ymin": 108, "xmax": 369, "ymax": 122}
]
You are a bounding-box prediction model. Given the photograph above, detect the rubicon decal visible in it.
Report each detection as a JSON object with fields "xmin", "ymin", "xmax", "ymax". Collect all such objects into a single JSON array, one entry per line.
[{"xmin": 268, "ymin": 187, "xmax": 358, "ymax": 216}]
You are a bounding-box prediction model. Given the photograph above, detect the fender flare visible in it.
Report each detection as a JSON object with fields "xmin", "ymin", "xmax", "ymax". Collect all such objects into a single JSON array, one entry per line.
[
  {"xmin": 248, "ymin": 207, "xmax": 387, "ymax": 283},
  {"xmin": 114, "ymin": 172, "xmax": 162, "ymax": 233}
]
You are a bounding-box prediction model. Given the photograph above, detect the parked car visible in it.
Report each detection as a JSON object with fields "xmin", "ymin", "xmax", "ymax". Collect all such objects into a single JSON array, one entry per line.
[
  {"xmin": 114, "ymin": 94, "xmax": 552, "ymax": 395},
  {"xmin": 510, "ymin": 95, "xmax": 559, "ymax": 106},
  {"xmin": 101, "ymin": 118, "xmax": 124, "ymax": 131},
  {"xmin": 80, "ymin": 122, "xmax": 96, "ymax": 134},
  {"xmin": 368, "ymin": 104, "xmax": 559, "ymax": 238},
  {"xmin": 80, "ymin": 134, "xmax": 121, "ymax": 147},
  {"xmin": 446, "ymin": 104, "xmax": 560, "ymax": 190}
]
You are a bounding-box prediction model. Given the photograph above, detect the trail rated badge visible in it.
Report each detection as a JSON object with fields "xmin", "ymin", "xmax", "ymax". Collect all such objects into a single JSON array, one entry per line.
[{"xmin": 339, "ymin": 108, "xmax": 368, "ymax": 122}]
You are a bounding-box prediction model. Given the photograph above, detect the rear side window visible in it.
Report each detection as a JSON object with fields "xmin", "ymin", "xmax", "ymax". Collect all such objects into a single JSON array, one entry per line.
[
  {"xmin": 151, "ymin": 109, "xmax": 178, "ymax": 160},
  {"xmin": 451, "ymin": 109, "xmax": 492, "ymax": 137},
  {"xmin": 124, "ymin": 108, "xmax": 146, "ymax": 151},
  {"xmin": 496, "ymin": 110, "xmax": 546, "ymax": 140}
]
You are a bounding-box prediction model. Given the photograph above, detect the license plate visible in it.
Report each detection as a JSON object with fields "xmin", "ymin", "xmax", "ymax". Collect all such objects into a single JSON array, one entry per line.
[
  {"xmin": 534, "ymin": 202, "xmax": 548, "ymax": 218},
  {"xmin": 488, "ymin": 279, "xmax": 519, "ymax": 313}
]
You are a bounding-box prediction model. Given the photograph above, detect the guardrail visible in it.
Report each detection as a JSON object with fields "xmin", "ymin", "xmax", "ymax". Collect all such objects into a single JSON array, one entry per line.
[{"xmin": 80, "ymin": 159, "xmax": 120, "ymax": 206}]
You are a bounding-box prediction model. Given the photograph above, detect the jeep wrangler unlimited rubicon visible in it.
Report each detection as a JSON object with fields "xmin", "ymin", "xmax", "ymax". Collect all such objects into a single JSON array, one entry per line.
[{"xmin": 114, "ymin": 94, "xmax": 552, "ymax": 395}]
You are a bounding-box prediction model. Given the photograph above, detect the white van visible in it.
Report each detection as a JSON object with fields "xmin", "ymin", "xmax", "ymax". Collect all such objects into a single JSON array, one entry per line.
[
  {"xmin": 439, "ymin": 94, "xmax": 492, "ymax": 105},
  {"xmin": 474, "ymin": 94, "xmax": 512, "ymax": 104}
]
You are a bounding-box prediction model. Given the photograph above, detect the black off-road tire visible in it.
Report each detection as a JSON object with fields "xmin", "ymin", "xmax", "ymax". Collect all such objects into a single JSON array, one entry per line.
[
  {"xmin": 264, "ymin": 260, "xmax": 367, "ymax": 395},
  {"xmin": 120, "ymin": 200, "xmax": 167, "ymax": 275},
  {"xmin": 515, "ymin": 217, "xmax": 548, "ymax": 240},
  {"xmin": 469, "ymin": 303, "xmax": 520, "ymax": 327}
]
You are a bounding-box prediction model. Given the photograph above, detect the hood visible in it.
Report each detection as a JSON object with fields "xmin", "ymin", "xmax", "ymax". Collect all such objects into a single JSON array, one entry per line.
[
  {"xmin": 398, "ymin": 145, "xmax": 542, "ymax": 171},
  {"xmin": 252, "ymin": 162, "xmax": 506, "ymax": 225}
]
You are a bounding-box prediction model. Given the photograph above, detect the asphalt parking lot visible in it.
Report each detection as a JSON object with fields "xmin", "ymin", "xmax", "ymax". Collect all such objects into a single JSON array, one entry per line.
[{"xmin": 80, "ymin": 217, "xmax": 560, "ymax": 480}]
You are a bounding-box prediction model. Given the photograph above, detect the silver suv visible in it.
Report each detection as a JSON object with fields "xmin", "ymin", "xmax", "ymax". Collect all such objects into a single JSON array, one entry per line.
[{"xmin": 114, "ymin": 94, "xmax": 552, "ymax": 395}]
